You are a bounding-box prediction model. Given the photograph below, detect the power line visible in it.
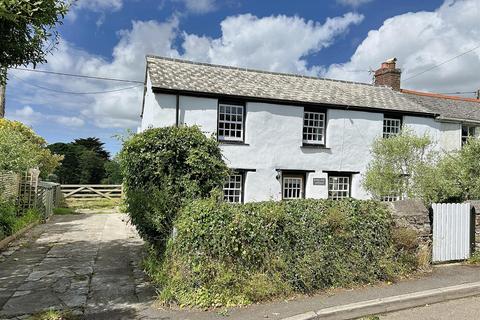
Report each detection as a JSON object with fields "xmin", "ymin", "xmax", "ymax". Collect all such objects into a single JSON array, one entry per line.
[
  {"xmin": 403, "ymin": 44, "xmax": 480, "ymax": 82},
  {"xmin": 10, "ymin": 73, "xmax": 143, "ymax": 95},
  {"xmin": 11, "ymin": 67, "xmax": 144, "ymax": 84}
]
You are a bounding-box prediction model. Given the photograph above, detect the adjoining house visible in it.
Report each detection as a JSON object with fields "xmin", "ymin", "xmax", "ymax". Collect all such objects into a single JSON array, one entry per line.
[{"xmin": 139, "ymin": 56, "xmax": 480, "ymax": 203}]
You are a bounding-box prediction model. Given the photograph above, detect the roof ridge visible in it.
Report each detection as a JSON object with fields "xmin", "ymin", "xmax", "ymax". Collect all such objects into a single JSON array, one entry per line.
[
  {"xmin": 402, "ymin": 89, "xmax": 480, "ymax": 103},
  {"xmin": 146, "ymin": 54, "xmax": 375, "ymax": 87}
]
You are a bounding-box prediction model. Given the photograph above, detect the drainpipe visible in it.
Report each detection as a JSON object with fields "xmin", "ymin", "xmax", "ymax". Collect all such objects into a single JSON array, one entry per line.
[{"xmin": 175, "ymin": 94, "xmax": 179, "ymax": 126}]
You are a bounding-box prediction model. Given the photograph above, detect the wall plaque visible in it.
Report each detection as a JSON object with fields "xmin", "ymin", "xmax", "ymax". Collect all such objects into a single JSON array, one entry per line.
[{"xmin": 313, "ymin": 178, "xmax": 326, "ymax": 186}]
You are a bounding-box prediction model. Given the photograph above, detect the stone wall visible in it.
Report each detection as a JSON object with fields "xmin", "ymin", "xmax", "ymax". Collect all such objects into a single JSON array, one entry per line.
[
  {"xmin": 465, "ymin": 201, "xmax": 480, "ymax": 251},
  {"xmin": 388, "ymin": 199, "xmax": 431, "ymax": 242}
]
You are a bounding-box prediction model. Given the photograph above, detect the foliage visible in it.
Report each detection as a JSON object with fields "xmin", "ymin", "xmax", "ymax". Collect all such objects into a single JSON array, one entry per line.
[
  {"xmin": 429, "ymin": 138, "xmax": 480, "ymax": 202},
  {"xmin": 65, "ymin": 198, "xmax": 121, "ymax": 210},
  {"xmin": 0, "ymin": 200, "xmax": 40, "ymax": 240},
  {"xmin": 102, "ymin": 158, "xmax": 122, "ymax": 184},
  {"xmin": 0, "ymin": 0, "xmax": 69, "ymax": 83},
  {"xmin": 363, "ymin": 129, "xmax": 437, "ymax": 202},
  {"xmin": 48, "ymin": 137, "xmax": 116, "ymax": 184},
  {"xmin": 468, "ymin": 251, "xmax": 480, "ymax": 265},
  {"xmin": 29, "ymin": 309, "xmax": 78, "ymax": 320},
  {"xmin": 153, "ymin": 197, "xmax": 420, "ymax": 308},
  {"xmin": 0, "ymin": 119, "xmax": 62, "ymax": 177},
  {"xmin": 119, "ymin": 126, "xmax": 229, "ymax": 251}
]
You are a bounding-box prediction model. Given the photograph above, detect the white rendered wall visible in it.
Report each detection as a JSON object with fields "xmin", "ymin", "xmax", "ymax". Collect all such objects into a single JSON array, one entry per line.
[
  {"xmin": 141, "ymin": 92, "xmax": 464, "ymax": 202},
  {"xmin": 141, "ymin": 74, "xmax": 176, "ymax": 130}
]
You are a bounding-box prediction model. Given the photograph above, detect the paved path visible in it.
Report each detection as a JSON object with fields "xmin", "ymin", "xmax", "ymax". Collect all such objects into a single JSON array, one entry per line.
[
  {"xmin": 380, "ymin": 295, "xmax": 480, "ymax": 319},
  {"xmin": 0, "ymin": 213, "xmax": 155, "ymax": 319}
]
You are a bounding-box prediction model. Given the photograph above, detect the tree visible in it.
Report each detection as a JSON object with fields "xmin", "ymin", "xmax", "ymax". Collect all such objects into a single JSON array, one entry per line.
[
  {"xmin": 48, "ymin": 137, "xmax": 112, "ymax": 184},
  {"xmin": 363, "ymin": 129, "xmax": 436, "ymax": 201},
  {"xmin": 47, "ymin": 142, "xmax": 84, "ymax": 184},
  {"xmin": 0, "ymin": 0, "xmax": 69, "ymax": 83},
  {"xmin": 419, "ymin": 137, "xmax": 480, "ymax": 203},
  {"xmin": 73, "ymin": 137, "xmax": 110, "ymax": 161},
  {"xmin": 103, "ymin": 159, "xmax": 122, "ymax": 184},
  {"xmin": 0, "ymin": 119, "xmax": 62, "ymax": 176}
]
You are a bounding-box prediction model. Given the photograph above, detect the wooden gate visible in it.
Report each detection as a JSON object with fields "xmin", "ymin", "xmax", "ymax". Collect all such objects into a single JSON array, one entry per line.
[
  {"xmin": 61, "ymin": 185, "xmax": 123, "ymax": 200},
  {"xmin": 432, "ymin": 203, "xmax": 473, "ymax": 263}
]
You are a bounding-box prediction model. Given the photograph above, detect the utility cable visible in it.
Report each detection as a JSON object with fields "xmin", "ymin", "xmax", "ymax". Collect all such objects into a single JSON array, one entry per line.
[
  {"xmin": 403, "ymin": 44, "xmax": 480, "ymax": 82},
  {"xmin": 11, "ymin": 67, "xmax": 144, "ymax": 84},
  {"xmin": 10, "ymin": 73, "xmax": 143, "ymax": 95}
]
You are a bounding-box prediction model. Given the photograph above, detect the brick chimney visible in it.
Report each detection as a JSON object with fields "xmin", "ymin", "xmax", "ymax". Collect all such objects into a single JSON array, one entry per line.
[{"xmin": 374, "ymin": 58, "xmax": 401, "ymax": 91}]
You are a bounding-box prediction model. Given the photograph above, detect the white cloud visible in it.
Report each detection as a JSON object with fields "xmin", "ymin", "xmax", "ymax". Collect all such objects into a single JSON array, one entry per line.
[
  {"xmin": 182, "ymin": 13, "xmax": 364, "ymax": 75},
  {"xmin": 337, "ymin": 0, "xmax": 373, "ymax": 7},
  {"xmin": 173, "ymin": 0, "xmax": 216, "ymax": 13},
  {"xmin": 9, "ymin": 18, "xmax": 180, "ymax": 129},
  {"xmin": 67, "ymin": 0, "xmax": 123, "ymax": 23},
  {"xmin": 9, "ymin": 12, "xmax": 362, "ymax": 130},
  {"xmin": 53, "ymin": 116, "xmax": 85, "ymax": 127},
  {"xmin": 8, "ymin": 106, "xmax": 43, "ymax": 125},
  {"xmin": 70, "ymin": 0, "xmax": 123, "ymax": 12},
  {"xmin": 325, "ymin": 0, "xmax": 480, "ymax": 93}
]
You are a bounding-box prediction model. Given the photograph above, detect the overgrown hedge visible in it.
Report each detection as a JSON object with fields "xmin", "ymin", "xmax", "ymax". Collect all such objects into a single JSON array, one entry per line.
[
  {"xmin": 0, "ymin": 200, "xmax": 41, "ymax": 240},
  {"xmin": 150, "ymin": 197, "xmax": 420, "ymax": 308},
  {"xmin": 119, "ymin": 126, "xmax": 229, "ymax": 251}
]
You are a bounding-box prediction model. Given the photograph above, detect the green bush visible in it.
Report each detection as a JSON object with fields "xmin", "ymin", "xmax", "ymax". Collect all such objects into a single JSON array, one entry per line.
[
  {"xmin": 119, "ymin": 126, "xmax": 229, "ymax": 251},
  {"xmin": 155, "ymin": 197, "xmax": 419, "ymax": 308},
  {"xmin": 0, "ymin": 200, "xmax": 41, "ymax": 240}
]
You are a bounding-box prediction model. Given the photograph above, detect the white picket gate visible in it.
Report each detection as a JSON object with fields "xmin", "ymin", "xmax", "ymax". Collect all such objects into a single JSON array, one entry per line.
[{"xmin": 432, "ymin": 203, "xmax": 472, "ymax": 263}]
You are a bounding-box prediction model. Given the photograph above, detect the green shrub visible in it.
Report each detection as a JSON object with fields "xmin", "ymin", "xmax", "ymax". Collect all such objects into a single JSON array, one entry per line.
[
  {"xmin": 119, "ymin": 126, "xmax": 229, "ymax": 251},
  {"xmin": 0, "ymin": 200, "xmax": 41, "ymax": 240},
  {"xmin": 0, "ymin": 200, "xmax": 17, "ymax": 237},
  {"xmin": 154, "ymin": 197, "xmax": 418, "ymax": 308}
]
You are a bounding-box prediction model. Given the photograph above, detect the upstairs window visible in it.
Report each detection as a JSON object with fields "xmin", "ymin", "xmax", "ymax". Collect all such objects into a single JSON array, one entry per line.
[
  {"xmin": 462, "ymin": 125, "xmax": 477, "ymax": 146},
  {"xmin": 223, "ymin": 173, "xmax": 243, "ymax": 203},
  {"xmin": 328, "ymin": 175, "xmax": 350, "ymax": 200},
  {"xmin": 303, "ymin": 110, "xmax": 326, "ymax": 145},
  {"xmin": 282, "ymin": 175, "xmax": 304, "ymax": 200},
  {"xmin": 218, "ymin": 103, "xmax": 244, "ymax": 142},
  {"xmin": 383, "ymin": 116, "xmax": 402, "ymax": 138}
]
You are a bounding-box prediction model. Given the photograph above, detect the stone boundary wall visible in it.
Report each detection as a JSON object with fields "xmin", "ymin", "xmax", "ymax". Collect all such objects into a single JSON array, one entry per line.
[
  {"xmin": 388, "ymin": 199, "xmax": 431, "ymax": 242},
  {"xmin": 465, "ymin": 201, "xmax": 480, "ymax": 251}
]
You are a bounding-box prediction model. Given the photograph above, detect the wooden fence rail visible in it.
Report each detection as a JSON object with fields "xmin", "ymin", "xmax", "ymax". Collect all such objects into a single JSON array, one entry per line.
[{"xmin": 61, "ymin": 184, "xmax": 123, "ymax": 200}]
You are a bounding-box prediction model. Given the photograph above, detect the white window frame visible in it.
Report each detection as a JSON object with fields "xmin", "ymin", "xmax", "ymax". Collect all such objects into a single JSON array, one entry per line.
[
  {"xmin": 383, "ymin": 117, "xmax": 402, "ymax": 138},
  {"xmin": 461, "ymin": 125, "xmax": 477, "ymax": 146},
  {"xmin": 218, "ymin": 103, "xmax": 244, "ymax": 142},
  {"xmin": 303, "ymin": 110, "xmax": 326, "ymax": 145},
  {"xmin": 223, "ymin": 173, "xmax": 243, "ymax": 203},
  {"xmin": 282, "ymin": 175, "xmax": 304, "ymax": 200},
  {"xmin": 328, "ymin": 175, "xmax": 350, "ymax": 200}
]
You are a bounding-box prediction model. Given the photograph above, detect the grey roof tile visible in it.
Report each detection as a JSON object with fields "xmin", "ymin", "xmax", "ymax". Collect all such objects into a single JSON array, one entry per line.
[{"xmin": 146, "ymin": 56, "xmax": 480, "ymax": 121}]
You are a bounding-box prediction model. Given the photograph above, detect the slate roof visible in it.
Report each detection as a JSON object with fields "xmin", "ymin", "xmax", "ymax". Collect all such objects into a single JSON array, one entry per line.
[
  {"xmin": 146, "ymin": 55, "xmax": 480, "ymax": 121},
  {"xmin": 402, "ymin": 90, "xmax": 480, "ymax": 123}
]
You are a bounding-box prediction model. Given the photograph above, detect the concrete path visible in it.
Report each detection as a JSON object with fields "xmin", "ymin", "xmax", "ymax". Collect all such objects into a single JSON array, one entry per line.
[{"xmin": 0, "ymin": 213, "xmax": 155, "ymax": 319}]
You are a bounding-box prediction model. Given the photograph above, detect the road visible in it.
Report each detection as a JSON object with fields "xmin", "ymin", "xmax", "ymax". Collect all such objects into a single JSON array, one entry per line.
[{"xmin": 381, "ymin": 296, "xmax": 480, "ymax": 320}]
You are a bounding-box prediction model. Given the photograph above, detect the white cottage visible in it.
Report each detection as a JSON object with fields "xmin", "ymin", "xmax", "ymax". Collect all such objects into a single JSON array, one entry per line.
[{"xmin": 140, "ymin": 56, "xmax": 480, "ymax": 203}]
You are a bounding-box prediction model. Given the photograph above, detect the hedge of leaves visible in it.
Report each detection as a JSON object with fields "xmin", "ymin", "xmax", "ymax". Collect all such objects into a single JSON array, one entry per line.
[
  {"xmin": 119, "ymin": 126, "xmax": 229, "ymax": 251},
  {"xmin": 0, "ymin": 200, "xmax": 41, "ymax": 240},
  {"xmin": 154, "ymin": 197, "xmax": 420, "ymax": 308}
]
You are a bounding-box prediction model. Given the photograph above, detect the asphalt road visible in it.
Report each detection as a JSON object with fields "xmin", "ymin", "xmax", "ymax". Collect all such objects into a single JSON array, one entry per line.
[{"xmin": 380, "ymin": 295, "xmax": 480, "ymax": 320}]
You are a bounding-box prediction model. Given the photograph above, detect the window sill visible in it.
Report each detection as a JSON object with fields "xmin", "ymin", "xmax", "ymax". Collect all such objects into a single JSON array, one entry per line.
[
  {"xmin": 219, "ymin": 140, "xmax": 250, "ymax": 146},
  {"xmin": 301, "ymin": 144, "xmax": 330, "ymax": 150}
]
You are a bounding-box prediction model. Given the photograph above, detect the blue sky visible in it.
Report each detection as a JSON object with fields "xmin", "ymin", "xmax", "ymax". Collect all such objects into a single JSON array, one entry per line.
[{"xmin": 5, "ymin": 0, "xmax": 480, "ymax": 155}]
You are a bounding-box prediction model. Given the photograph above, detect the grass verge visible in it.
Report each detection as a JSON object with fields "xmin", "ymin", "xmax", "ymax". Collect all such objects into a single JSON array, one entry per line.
[{"xmin": 29, "ymin": 309, "xmax": 78, "ymax": 320}]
